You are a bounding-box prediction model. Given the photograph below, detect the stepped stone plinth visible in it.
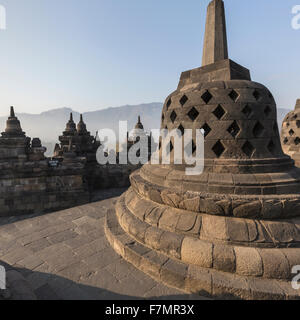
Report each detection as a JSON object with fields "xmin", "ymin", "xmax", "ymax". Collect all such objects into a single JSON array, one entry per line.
[
  {"xmin": 105, "ymin": 0, "xmax": 300, "ymax": 300},
  {"xmin": 281, "ymin": 99, "xmax": 300, "ymax": 166}
]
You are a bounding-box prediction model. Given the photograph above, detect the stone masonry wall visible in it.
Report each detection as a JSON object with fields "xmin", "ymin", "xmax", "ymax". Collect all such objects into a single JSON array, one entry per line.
[
  {"xmin": 0, "ymin": 159, "xmax": 89, "ymax": 217},
  {"xmin": 89, "ymin": 163, "xmax": 141, "ymax": 190}
]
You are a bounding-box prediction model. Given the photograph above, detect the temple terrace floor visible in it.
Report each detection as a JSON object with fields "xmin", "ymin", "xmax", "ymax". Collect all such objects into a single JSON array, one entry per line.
[{"xmin": 0, "ymin": 188, "xmax": 206, "ymax": 300}]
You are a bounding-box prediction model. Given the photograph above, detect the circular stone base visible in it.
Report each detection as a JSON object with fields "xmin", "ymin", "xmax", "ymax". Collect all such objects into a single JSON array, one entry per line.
[{"xmin": 105, "ymin": 193, "xmax": 300, "ymax": 300}]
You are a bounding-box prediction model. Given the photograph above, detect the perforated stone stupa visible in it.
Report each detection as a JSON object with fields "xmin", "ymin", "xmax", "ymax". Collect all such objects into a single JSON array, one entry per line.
[
  {"xmin": 105, "ymin": 0, "xmax": 300, "ymax": 299},
  {"xmin": 281, "ymin": 99, "xmax": 300, "ymax": 166}
]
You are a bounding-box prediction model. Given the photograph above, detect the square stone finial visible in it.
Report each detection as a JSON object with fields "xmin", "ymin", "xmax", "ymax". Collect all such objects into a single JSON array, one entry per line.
[{"xmin": 202, "ymin": 0, "xmax": 228, "ymax": 66}]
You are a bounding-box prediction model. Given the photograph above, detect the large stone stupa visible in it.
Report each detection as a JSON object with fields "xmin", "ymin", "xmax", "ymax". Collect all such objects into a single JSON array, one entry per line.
[{"xmin": 105, "ymin": 0, "xmax": 300, "ymax": 299}]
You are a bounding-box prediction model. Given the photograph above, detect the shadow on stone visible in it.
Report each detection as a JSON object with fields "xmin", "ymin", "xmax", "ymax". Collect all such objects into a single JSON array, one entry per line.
[{"xmin": 0, "ymin": 260, "xmax": 206, "ymax": 300}]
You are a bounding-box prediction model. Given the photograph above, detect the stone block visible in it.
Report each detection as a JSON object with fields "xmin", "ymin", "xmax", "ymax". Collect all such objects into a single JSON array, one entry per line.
[
  {"xmin": 259, "ymin": 249, "xmax": 290, "ymax": 280},
  {"xmin": 160, "ymin": 259, "xmax": 188, "ymax": 289},
  {"xmin": 211, "ymin": 269, "xmax": 250, "ymax": 300},
  {"xmin": 159, "ymin": 231, "xmax": 184, "ymax": 259},
  {"xmin": 176, "ymin": 212, "xmax": 198, "ymax": 233},
  {"xmin": 226, "ymin": 217, "xmax": 249, "ymax": 242},
  {"xmin": 201, "ymin": 215, "xmax": 229, "ymax": 241},
  {"xmin": 181, "ymin": 237, "xmax": 213, "ymax": 268},
  {"xmin": 144, "ymin": 226, "xmax": 164, "ymax": 250},
  {"xmin": 182, "ymin": 197, "xmax": 200, "ymax": 212},
  {"xmin": 234, "ymin": 246, "xmax": 263, "ymax": 276},
  {"xmin": 185, "ymin": 265, "xmax": 212, "ymax": 296},
  {"xmin": 158, "ymin": 209, "xmax": 180, "ymax": 232},
  {"xmin": 140, "ymin": 250, "xmax": 169, "ymax": 279},
  {"xmin": 213, "ymin": 244, "xmax": 236, "ymax": 273}
]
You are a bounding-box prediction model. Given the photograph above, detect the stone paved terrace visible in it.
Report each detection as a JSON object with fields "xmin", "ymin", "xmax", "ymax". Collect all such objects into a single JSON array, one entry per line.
[{"xmin": 0, "ymin": 188, "xmax": 205, "ymax": 300}]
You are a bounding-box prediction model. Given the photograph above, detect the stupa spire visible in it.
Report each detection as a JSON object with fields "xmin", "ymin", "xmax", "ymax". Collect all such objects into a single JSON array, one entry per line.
[
  {"xmin": 64, "ymin": 112, "xmax": 77, "ymax": 134},
  {"xmin": 10, "ymin": 106, "xmax": 15, "ymax": 117},
  {"xmin": 135, "ymin": 115, "xmax": 144, "ymax": 130},
  {"xmin": 202, "ymin": 0, "xmax": 228, "ymax": 66},
  {"xmin": 77, "ymin": 114, "xmax": 88, "ymax": 135}
]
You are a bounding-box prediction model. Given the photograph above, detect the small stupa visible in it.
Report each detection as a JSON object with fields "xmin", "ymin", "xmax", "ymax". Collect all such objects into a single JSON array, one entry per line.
[
  {"xmin": 2, "ymin": 106, "xmax": 26, "ymax": 138},
  {"xmin": 105, "ymin": 0, "xmax": 300, "ymax": 300},
  {"xmin": 281, "ymin": 99, "xmax": 300, "ymax": 165},
  {"xmin": 54, "ymin": 113, "xmax": 97, "ymax": 158}
]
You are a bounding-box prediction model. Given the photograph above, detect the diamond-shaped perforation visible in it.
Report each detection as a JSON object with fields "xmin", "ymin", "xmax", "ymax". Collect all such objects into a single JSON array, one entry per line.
[
  {"xmin": 264, "ymin": 106, "xmax": 272, "ymax": 117},
  {"xmin": 295, "ymin": 137, "xmax": 300, "ymax": 145},
  {"xmin": 283, "ymin": 137, "xmax": 288, "ymax": 144},
  {"xmin": 201, "ymin": 90, "xmax": 213, "ymax": 104},
  {"xmin": 253, "ymin": 89, "xmax": 261, "ymax": 101},
  {"xmin": 166, "ymin": 141, "xmax": 174, "ymax": 154},
  {"xmin": 253, "ymin": 122, "xmax": 264, "ymax": 138},
  {"xmin": 180, "ymin": 95, "xmax": 188, "ymax": 106},
  {"xmin": 213, "ymin": 105, "xmax": 226, "ymax": 120},
  {"xmin": 212, "ymin": 140, "xmax": 225, "ymax": 158},
  {"xmin": 242, "ymin": 104, "xmax": 252, "ymax": 118},
  {"xmin": 229, "ymin": 90, "xmax": 239, "ymax": 102},
  {"xmin": 267, "ymin": 140, "xmax": 276, "ymax": 155},
  {"xmin": 162, "ymin": 113, "xmax": 165, "ymax": 122},
  {"xmin": 170, "ymin": 111, "xmax": 177, "ymax": 123},
  {"xmin": 187, "ymin": 107, "xmax": 199, "ymax": 121},
  {"xmin": 178, "ymin": 124, "xmax": 184, "ymax": 137},
  {"xmin": 242, "ymin": 141, "xmax": 255, "ymax": 157},
  {"xmin": 296, "ymin": 121, "xmax": 300, "ymax": 128},
  {"xmin": 185, "ymin": 139, "xmax": 197, "ymax": 156},
  {"xmin": 201, "ymin": 123, "xmax": 211, "ymax": 138},
  {"xmin": 289, "ymin": 129, "xmax": 295, "ymax": 136},
  {"xmin": 286, "ymin": 122, "xmax": 290, "ymax": 127},
  {"xmin": 192, "ymin": 140, "xmax": 196, "ymax": 154},
  {"xmin": 227, "ymin": 121, "xmax": 240, "ymax": 138},
  {"xmin": 166, "ymin": 98, "xmax": 172, "ymax": 110}
]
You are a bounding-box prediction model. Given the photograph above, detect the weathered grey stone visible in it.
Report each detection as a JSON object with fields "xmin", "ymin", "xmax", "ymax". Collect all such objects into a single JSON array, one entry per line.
[
  {"xmin": 144, "ymin": 226, "xmax": 164, "ymax": 250},
  {"xmin": 181, "ymin": 237, "xmax": 213, "ymax": 268},
  {"xmin": 159, "ymin": 209, "xmax": 180, "ymax": 232},
  {"xmin": 159, "ymin": 231, "xmax": 184, "ymax": 260},
  {"xmin": 259, "ymin": 249, "xmax": 290, "ymax": 280},
  {"xmin": 140, "ymin": 250, "xmax": 169, "ymax": 279},
  {"xmin": 213, "ymin": 244, "xmax": 235, "ymax": 273},
  {"xmin": 185, "ymin": 265, "xmax": 212, "ymax": 296},
  {"xmin": 211, "ymin": 269, "xmax": 250, "ymax": 300},
  {"xmin": 234, "ymin": 247, "xmax": 263, "ymax": 277},
  {"xmin": 201, "ymin": 215, "xmax": 228, "ymax": 241},
  {"xmin": 160, "ymin": 259, "xmax": 188, "ymax": 289}
]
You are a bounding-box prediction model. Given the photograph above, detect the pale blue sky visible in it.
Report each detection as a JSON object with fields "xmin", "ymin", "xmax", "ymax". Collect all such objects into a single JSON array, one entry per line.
[{"xmin": 0, "ymin": 0, "xmax": 299, "ymax": 116}]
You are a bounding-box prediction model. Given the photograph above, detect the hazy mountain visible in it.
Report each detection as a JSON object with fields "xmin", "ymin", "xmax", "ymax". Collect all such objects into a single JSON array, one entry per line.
[
  {"xmin": 0, "ymin": 103, "xmax": 163, "ymax": 156},
  {"xmin": 0, "ymin": 103, "xmax": 291, "ymax": 156}
]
